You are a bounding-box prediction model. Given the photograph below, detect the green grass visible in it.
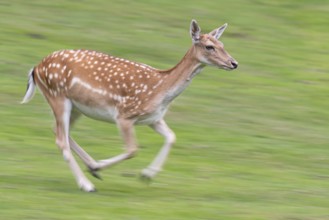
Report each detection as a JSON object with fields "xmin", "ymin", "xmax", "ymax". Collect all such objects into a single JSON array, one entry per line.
[{"xmin": 1, "ymin": 0, "xmax": 329, "ymax": 219}]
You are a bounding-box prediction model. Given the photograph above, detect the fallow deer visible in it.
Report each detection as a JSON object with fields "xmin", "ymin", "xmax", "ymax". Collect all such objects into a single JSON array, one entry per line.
[{"xmin": 21, "ymin": 20, "xmax": 238, "ymax": 192}]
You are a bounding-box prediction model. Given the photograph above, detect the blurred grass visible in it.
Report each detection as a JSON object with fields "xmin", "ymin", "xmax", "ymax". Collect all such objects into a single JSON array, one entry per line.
[{"xmin": 1, "ymin": 0, "xmax": 329, "ymax": 219}]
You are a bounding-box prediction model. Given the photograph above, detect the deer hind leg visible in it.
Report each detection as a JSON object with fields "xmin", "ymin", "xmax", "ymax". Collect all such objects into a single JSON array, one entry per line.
[
  {"xmin": 141, "ymin": 119, "xmax": 176, "ymax": 180},
  {"xmin": 49, "ymin": 97, "xmax": 95, "ymax": 192}
]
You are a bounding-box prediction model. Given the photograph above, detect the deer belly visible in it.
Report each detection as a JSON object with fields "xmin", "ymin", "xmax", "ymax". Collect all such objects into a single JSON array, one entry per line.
[
  {"xmin": 72, "ymin": 100, "xmax": 118, "ymax": 123},
  {"xmin": 135, "ymin": 105, "xmax": 168, "ymax": 125}
]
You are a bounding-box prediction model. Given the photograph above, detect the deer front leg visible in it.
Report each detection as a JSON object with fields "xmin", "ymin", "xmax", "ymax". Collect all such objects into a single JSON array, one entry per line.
[
  {"xmin": 65, "ymin": 110, "xmax": 102, "ymax": 179},
  {"xmin": 141, "ymin": 119, "xmax": 176, "ymax": 180},
  {"xmin": 69, "ymin": 137, "xmax": 102, "ymax": 179},
  {"xmin": 88, "ymin": 118, "xmax": 138, "ymax": 171},
  {"xmin": 69, "ymin": 134, "xmax": 130, "ymax": 179}
]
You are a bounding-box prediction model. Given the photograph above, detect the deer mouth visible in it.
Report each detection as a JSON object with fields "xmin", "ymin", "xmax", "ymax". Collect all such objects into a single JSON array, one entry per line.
[
  {"xmin": 222, "ymin": 65, "xmax": 236, "ymax": 71},
  {"xmin": 222, "ymin": 60, "xmax": 238, "ymax": 70}
]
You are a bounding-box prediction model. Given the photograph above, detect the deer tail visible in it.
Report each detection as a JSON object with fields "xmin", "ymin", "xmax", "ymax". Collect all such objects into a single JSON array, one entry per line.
[{"xmin": 21, "ymin": 68, "xmax": 36, "ymax": 104}]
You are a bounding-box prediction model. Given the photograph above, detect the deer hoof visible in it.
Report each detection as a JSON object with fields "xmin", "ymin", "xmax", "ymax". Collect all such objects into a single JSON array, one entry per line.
[
  {"xmin": 79, "ymin": 179, "xmax": 96, "ymax": 192},
  {"xmin": 81, "ymin": 186, "xmax": 97, "ymax": 192},
  {"xmin": 140, "ymin": 167, "xmax": 159, "ymax": 182},
  {"xmin": 87, "ymin": 167, "xmax": 102, "ymax": 180}
]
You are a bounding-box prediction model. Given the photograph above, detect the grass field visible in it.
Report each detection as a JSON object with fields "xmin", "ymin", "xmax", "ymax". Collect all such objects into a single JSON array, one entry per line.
[{"xmin": 1, "ymin": 0, "xmax": 329, "ymax": 219}]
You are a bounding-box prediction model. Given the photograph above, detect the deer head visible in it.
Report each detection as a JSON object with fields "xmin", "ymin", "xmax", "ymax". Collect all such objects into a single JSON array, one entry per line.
[{"xmin": 190, "ymin": 19, "xmax": 238, "ymax": 70}]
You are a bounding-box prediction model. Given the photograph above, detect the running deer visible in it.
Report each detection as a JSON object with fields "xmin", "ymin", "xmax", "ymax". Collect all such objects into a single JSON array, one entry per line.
[{"xmin": 21, "ymin": 20, "xmax": 238, "ymax": 192}]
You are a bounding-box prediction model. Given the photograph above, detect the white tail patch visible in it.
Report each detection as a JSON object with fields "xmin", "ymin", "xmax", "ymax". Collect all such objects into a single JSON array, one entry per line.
[{"xmin": 21, "ymin": 68, "xmax": 36, "ymax": 104}]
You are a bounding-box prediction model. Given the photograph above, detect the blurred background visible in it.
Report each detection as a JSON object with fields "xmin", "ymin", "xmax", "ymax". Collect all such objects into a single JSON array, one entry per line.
[{"xmin": 1, "ymin": 0, "xmax": 329, "ymax": 219}]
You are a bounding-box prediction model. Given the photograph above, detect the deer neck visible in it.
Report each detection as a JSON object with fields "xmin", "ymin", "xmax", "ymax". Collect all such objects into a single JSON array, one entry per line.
[{"xmin": 158, "ymin": 47, "xmax": 204, "ymax": 104}]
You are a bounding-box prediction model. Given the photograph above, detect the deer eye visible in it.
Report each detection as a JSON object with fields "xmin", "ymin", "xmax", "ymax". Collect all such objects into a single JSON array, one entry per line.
[{"xmin": 205, "ymin": 45, "xmax": 215, "ymax": 51}]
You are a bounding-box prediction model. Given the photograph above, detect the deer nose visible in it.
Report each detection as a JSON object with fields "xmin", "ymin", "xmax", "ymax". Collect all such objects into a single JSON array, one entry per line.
[{"xmin": 231, "ymin": 60, "xmax": 238, "ymax": 69}]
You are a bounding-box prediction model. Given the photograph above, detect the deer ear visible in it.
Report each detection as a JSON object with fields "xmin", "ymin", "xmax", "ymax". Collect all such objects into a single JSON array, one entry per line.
[
  {"xmin": 190, "ymin": 19, "xmax": 201, "ymax": 43},
  {"xmin": 209, "ymin": 23, "xmax": 228, "ymax": 40}
]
